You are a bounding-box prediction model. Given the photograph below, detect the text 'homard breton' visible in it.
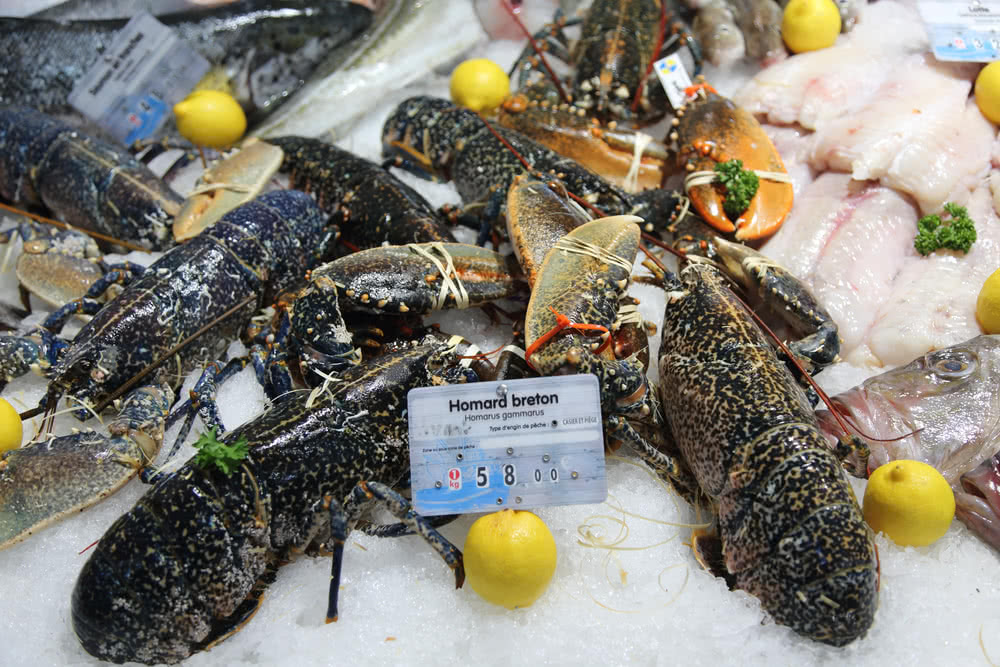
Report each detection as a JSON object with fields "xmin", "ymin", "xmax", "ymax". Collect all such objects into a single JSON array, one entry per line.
[{"xmin": 448, "ymin": 393, "xmax": 559, "ymax": 413}]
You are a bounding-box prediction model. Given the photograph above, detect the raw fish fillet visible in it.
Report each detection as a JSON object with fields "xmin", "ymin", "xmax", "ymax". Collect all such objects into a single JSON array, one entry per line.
[
  {"xmin": 761, "ymin": 173, "xmax": 919, "ymax": 365},
  {"xmin": 809, "ymin": 57, "xmax": 989, "ymax": 213},
  {"xmin": 865, "ymin": 187, "xmax": 1000, "ymax": 367},
  {"xmin": 733, "ymin": 1, "xmax": 928, "ymax": 128}
]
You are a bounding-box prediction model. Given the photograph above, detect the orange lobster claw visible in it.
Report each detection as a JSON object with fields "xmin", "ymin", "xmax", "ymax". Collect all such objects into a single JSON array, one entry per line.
[{"xmin": 676, "ymin": 90, "xmax": 793, "ymax": 241}]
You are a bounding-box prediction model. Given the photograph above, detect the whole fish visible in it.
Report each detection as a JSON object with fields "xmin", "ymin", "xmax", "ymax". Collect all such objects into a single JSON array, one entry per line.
[
  {"xmin": 0, "ymin": 0, "xmax": 373, "ymax": 128},
  {"xmin": 729, "ymin": 0, "xmax": 785, "ymax": 64},
  {"xmin": 815, "ymin": 335, "xmax": 1000, "ymax": 549},
  {"xmin": 253, "ymin": 0, "xmax": 484, "ymax": 139},
  {"xmin": 693, "ymin": 0, "xmax": 747, "ymax": 67}
]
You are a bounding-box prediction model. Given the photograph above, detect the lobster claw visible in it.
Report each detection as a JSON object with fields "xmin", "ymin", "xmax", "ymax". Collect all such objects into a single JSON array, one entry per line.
[{"xmin": 674, "ymin": 86, "xmax": 793, "ymax": 241}]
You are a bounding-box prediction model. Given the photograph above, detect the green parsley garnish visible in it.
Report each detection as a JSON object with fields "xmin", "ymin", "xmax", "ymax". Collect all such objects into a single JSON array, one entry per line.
[
  {"xmin": 714, "ymin": 159, "xmax": 760, "ymax": 220},
  {"xmin": 193, "ymin": 427, "xmax": 248, "ymax": 476},
  {"xmin": 914, "ymin": 202, "xmax": 977, "ymax": 256}
]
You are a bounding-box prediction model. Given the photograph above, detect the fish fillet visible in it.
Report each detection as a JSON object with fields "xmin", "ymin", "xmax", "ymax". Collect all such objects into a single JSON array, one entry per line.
[{"xmin": 733, "ymin": 0, "xmax": 928, "ymax": 129}]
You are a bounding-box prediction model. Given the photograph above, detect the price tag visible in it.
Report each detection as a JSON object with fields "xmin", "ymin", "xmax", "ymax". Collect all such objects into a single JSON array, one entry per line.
[
  {"xmin": 68, "ymin": 13, "xmax": 210, "ymax": 144},
  {"xmin": 653, "ymin": 54, "xmax": 693, "ymax": 110},
  {"xmin": 408, "ymin": 375, "xmax": 607, "ymax": 516},
  {"xmin": 918, "ymin": 0, "xmax": 1000, "ymax": 61}
]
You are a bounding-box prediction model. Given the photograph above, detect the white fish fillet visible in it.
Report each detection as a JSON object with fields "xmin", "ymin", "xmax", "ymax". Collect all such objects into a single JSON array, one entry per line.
[
  {"xmin": 865, "ymin": 186, "xmax": 1000, "ymax": 367},
  {"xmin": 733, "ymin": 1, "xmax": 929, "ymax": 129},
  {"xmin": 761, "ymin": 173, "xmax": 919, "ymax": 365},
  {"xmin": 808, "ymin": 57, "xmax": 988, "ymax": 213}
]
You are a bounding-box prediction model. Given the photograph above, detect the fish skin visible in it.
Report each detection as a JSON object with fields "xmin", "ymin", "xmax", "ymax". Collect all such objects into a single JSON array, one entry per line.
[
  {"xmin": 728, "ymin": 0, "xmax": 785, "ymax": 64},
  {"xmin": 815, "ymin": 335, "xmax": 1000, "ymax": 549},
  {"xmin": 694, "ymin": 0, "xmax": 746, "ymax": 67},
  {"xmin": 0, "ymin": 0, "xmax": 373, "ymax": 128}
]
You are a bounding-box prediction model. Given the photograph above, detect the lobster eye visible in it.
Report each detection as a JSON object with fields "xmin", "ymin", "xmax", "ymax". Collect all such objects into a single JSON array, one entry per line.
[{"xmin": 927, "ymin": 349, "xmax": 977, "ymax": 378}]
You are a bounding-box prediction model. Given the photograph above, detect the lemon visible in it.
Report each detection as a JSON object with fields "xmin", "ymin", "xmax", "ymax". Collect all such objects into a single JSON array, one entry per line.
[
  {"xmin": 463, "ymin": 509, "xmax": 557, "ymax": 609},
  {"xmin": 450, "ymin": 58, "xmax": 510, "ymax": 112},
  {"xmin": 863, "ymin": 460, "xmax": 955, "ymax": 547},
  {"xmin": 975, "ymin": 62, "xmax": 1000, "ymax": 124},
  {"xmin": 173, "ymin": 90, "xmax": 247, "ymax": 149},
  {"xmin": 978, "ymin": 268, "xmax": 1000, "ymax": 333},
  {"xmin": 0, "ymin": 398, "xmax": 22, "ymax": 453},
  {"xmin": 781, "ymin": 0, "xmax": 841, "ymax": 54}
]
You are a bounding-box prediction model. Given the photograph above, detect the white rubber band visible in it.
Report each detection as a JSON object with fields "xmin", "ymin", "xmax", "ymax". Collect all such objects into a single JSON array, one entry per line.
[
  {"xmin": 624, "ymin": 131, "xmax": 653, "ymax": 193},
  {"xmin": 554, "ymin": 231, "xmax": 635, "ymax": 273},
  {"xmin": 408, "ymin": 242, "xmax": 470, "ymax": 310}
]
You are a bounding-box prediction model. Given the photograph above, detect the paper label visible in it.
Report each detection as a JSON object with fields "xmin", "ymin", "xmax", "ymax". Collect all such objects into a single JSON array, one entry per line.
[
  {"xmin": 918, "ymin": 0, "xmax": 1000, "ymax": 61},
  {"xmin": 407, "ymin": 376, "xmax": 607, "ymax": 516},
  {"xmin": 68, "ymin": 13, "xmax": 210, "ymax": 144},
  {"xmin": 653, "ymin": 55, "xmax": 693, "ymax": 109}
]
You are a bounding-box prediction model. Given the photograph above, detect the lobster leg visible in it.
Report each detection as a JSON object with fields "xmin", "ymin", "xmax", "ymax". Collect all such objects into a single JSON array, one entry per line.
[
  {"xmin": 326, "ymin": 481, "xmax": 465, "ymax": 622},
  {"xmin": 0, "ymin": 328, "xmax": 67, "ymax": 385}
]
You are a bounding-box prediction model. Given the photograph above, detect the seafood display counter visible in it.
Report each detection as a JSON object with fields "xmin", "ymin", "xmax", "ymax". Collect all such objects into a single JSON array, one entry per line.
[{"xmin": 1, "ymin": 0, "xmax": 1000, "ymax": 665}]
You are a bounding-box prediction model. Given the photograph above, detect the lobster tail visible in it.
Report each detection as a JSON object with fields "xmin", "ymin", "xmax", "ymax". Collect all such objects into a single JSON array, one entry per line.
[
  {"xmin": 719, "ymin": 425, "xmax": 878, "ymax": 645},
  {"xmin": 72, "ymin": 462, "xmax": 270, "ymax": 664}
]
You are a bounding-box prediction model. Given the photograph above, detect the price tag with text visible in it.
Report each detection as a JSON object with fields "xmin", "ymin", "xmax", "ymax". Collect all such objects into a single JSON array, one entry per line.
[
  {"xmin": 919, "ymin": 0, "xmax": 1000, "ymax": 61},
  {"xmin": 407, "ymin": 376, "xmax": 607, "ymax": 516},
  {"xmin": 68, "ymin": 12, "xmax": 210, "ymax": 144},
  {"xmin": 653, "ymin": 55, "xmax": 693, "ymax": 110}
]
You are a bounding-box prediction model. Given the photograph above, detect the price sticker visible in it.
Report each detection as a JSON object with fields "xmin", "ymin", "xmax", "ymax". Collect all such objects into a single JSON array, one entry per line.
[
  {"xmin": 653, "ymin": 55, "xmax": 693, "ymax": 110},
  {"xmin": 408, "ymin": 375, "xmax": 607, "ymax": 516},
  {"xmin": 68, "ymin": 12, "xmax": 210, "ymax": 144},
  {"xmin": 919, "ymin": 0, "xmax": 1000, "ymax": 61}
]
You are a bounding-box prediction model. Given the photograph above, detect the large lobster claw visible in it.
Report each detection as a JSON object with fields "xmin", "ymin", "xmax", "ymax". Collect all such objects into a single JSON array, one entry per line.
[{"xmin": 673, "ymin": 86, "xmax": 793, "ymax": 241}]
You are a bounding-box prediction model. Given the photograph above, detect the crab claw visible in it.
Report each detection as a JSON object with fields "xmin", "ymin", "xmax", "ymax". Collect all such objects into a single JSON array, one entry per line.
[{"xmin": 675, "ymin": 89, "xmax": 793, "ymax": 241}]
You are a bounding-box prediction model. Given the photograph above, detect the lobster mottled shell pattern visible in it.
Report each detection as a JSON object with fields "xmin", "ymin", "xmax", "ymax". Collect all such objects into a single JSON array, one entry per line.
[{"xmin": 657, "ymin": 262, "xmax": 877, "ymax": 646}]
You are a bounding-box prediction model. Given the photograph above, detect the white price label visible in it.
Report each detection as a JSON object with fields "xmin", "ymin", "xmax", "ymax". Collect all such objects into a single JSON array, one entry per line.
[
  {"xmin": 653, "ymin": 55, "xmax": 693, "ymax": 110},
  {"xmin": 407, "ymin": 375, "xmax": 607, "ymax": 516},
  {"xmin": 68, "ymin": 12, "xmax": 210, "ymax": 144},
  {"xmin": 918, "ymin": 0, "xmax": 1000, "ymax": 61}
]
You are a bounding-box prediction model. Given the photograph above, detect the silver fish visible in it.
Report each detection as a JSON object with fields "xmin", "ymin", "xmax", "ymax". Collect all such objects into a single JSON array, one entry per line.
[
  {"xmin": 254, "ymin": 0, "xmax": 484, "ymax": 140},
  {"xmin": 815, "ymin": 335, "xmax": 1000, "ymax": 549},
  {"xmin": 694, "ymin": 0, "xmax": 746, "ymax": 67},
  {"xmin": 0, "ymin": 0, "xmax": 373, "ymax": 128},
  {"xmin": 728, "ymin": 0, "xmax": 785, "ymax": 64}
]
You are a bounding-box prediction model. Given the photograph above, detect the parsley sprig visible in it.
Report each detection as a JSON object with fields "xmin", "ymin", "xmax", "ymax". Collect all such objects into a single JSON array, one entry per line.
[
  {"xmin": 914, "ymin": 202, "xmax": 977, "ymax": 256},
  {"xmin": 714, "ymin": 159, "xmax": 760, "ymax": 220},
  {"xmin": 193, "ymin": 427, "xmax": 249, "ymax": 476}
]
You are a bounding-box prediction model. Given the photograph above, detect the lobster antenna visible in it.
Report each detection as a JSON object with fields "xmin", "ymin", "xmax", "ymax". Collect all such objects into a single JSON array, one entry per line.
[
  {"xmin": 90, "ymin": 293, "xmax": 259, "ymax": 415},
  {"xmin": 0, "ymin": 202, "xmax": 152, "ymax": 253},
  {"xmin": 502, "ymin": 0, "xmax": 570, "ymax": 104}
]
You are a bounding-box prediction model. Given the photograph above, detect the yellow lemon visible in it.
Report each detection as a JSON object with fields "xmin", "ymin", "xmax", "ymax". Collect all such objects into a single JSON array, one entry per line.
[
  {"xmin": 781, "ymin": 0, "xmax": 841, "ymax": 54},
  {"xmin": 975, "ymin": 62, "xmax": 1000, "ymax": 124},
  {"xmin": 173, "ymin": 90, "xmax": 247, "ymax": 149},
  {"xmin": 977, "ymin": 267, "xmax": 1000, "ymax": 333},
  {"xmin": 463, "ymin": 509, "xmax": 557, "ymax": 609},
  {"xmin": 863, "ymin": 460, "xmax": 955, "ymax": 547},
  {"xmin": 450, "ymin": 58, "xmax": 510, "ymax": 112},
  {"xmin": 0, "ymin": 398, "xmax": 22, "ymax": 453}
]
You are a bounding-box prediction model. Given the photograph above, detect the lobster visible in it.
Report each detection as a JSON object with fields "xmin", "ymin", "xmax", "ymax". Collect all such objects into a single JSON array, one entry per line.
[
  {"xmin": 0, "ymin": 190, "xmax": 349, "ymax": 550},
  {"xmin": 263, "ymin": 136, "xmax": 457, "ymax": 249},
  {"xmin": 0, "ymin": 106, "xmax": 183, "ymax": 251},
  {"xmin": 498, "ymin": 84, "xmax": 795, "ymax": 239},
  {"xmin": 509, "ymin": 0, "xmax": 703, "ymax": 125},
  {"xmin": 381, "ymin": 96, "xmax": 684, "ymax": 244},
  {"xmin": 71, "ymin": 334, "xmax": 482, "ymax": 665},
  {"xmin": 653, "ymin": 258, "xmax": 877, "ymax": 645}
]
